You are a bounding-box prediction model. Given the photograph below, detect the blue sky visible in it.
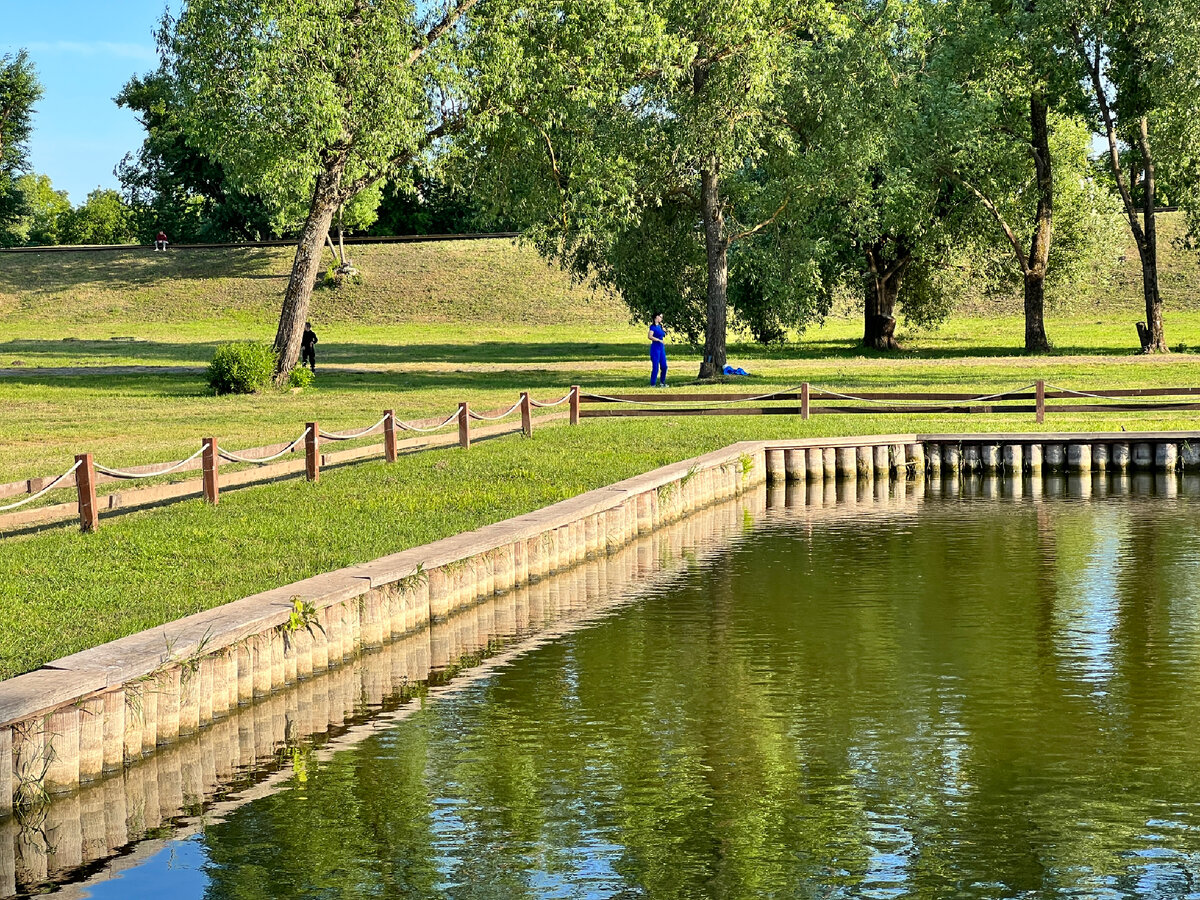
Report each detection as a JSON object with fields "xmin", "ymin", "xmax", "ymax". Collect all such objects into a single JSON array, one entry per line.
[{"xmin": 1, "ymin": 1, "xmax": 172, "ymax": 203}]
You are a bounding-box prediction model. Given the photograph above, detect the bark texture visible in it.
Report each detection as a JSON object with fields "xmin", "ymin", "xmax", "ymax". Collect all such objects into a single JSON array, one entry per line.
[
  {"xmin": 863, "ymin": 240, "xmax": 910, "ymax": 351},
  {"xmin": 1023, "ymin": 91, "xmax": 1052, "ymax": 354},
  {"xmin": 273, "ymin": 161, "xmax": 346, "ymax": 378},
  {"xmin": 699, "ymin": 162, "xmax": 729, "ymax": 379}
]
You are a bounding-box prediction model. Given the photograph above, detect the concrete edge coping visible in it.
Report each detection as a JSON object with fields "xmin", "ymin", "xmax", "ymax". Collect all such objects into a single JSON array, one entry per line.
[
  {"xmin": 757, "ymin": 434, "xmax": 919, "ymax": 450},
  {"xmin": 914, "ymin": 431, "xmax": 1200, "ymax": 443},
  {"xmin": 0, "ymin": 439, "xmax": 757, "ymax": 727}
]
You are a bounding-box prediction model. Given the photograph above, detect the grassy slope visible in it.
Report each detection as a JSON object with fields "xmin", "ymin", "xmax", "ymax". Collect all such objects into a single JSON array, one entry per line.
[{"xmin": 2, "ymin": 224, "xmax": 1200, "ymax": 677}]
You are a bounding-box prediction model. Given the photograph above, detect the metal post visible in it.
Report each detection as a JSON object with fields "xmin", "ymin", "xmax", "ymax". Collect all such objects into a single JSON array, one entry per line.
[
  {"xmin": 1035, "ymin": 380, "xmax": 1045, "ymax": 424},
  {"xmin": 570, "ymin": 386, "xmax": 581, "ymax": 425},
  {"xmin": 801, "ymin": 383, "xmax": 810, "ymax": 421},
  {"xmin": 306, "ymin": 423, "xmax": 320, "ymax": 482},
  {"xmin": 458, "ymin": 403, "xmax": 470, "ymax": 449},
  {"xmin": 75, "ymin": 453, "xmax": 99, "ymax": 533},
  {"xmin": 383, "ymin": 410, "xmax": 397, "ymax": 462},
  {"xmin": 520, "ymin": 392, "xmax": 533, "ymax": 437},
  {"xmin": 202, "ymin": 438, "xmax": 219, "ymax": 505}
]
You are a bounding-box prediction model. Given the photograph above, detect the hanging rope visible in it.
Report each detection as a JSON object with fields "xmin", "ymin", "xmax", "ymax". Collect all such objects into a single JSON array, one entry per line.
[
  {"xmin": 581, "ymin": 383, "xmax": 1038, "ymax": 409},
  {"xmin": 95, "ymin": 444, "xmax": 209, "ymax": 480},
  {"xmin": 218, "ymin": 428, "xmax": 310, "ymax": 464},
  {"xmin": 467, "ymin": 400, "xmax": 524, "ymax": 422},
  {"xmin": 0, "ymin": 460, "xmax": 83, "ymax": 512},
  {"xmin": 528, "ymin": 391, "xmax": 574, "ymax": 408},
  {"xmin": 394, "ymin": 412, "xmax": 461, "ymax": 434},
  {"xmin": 318, "ymin": 416, "xmax": 388, "ymax": 441}
]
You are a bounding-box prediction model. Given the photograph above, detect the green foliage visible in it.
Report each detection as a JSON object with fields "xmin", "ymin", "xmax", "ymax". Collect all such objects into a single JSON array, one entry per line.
[
  {"xmin": 59, "ymin": 189, "xmax": 138, "ymax": 245},
  {"xmin": 0, "ymin": 50, "xmax": 43, "ymax": 247},
  {"xmin": 115, "ymin": 70, "xmax": 277, "ymax": 243},
  {"xmin": 206, "ymin": 341, "xmax": 277, "ymax": 394},
  {"xmin": 7, "ymin": 173, "xmax": 71, "ymax": 246},
  {"xmin": 287, "ymin": 365, "xmax": 315, "ymax": 390}
]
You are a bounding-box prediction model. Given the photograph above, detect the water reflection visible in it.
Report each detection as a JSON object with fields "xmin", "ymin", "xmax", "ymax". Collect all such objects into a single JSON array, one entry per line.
[{"xmin": 11, "ymin": 474, "xmax": 1200, "ymax": 899}]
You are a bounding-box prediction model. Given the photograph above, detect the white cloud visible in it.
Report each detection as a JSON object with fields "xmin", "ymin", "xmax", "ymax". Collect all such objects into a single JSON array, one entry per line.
[{"xmin": 21, "ymin": 40, "xmax": 156, "ymax": 62}]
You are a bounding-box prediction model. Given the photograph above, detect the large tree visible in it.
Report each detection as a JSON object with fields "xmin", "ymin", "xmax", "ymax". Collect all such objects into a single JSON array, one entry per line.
[
  {"xmin": 0, "ymin": 51, "xmax": 42, "ymax": 248},
  {"xmin": 164, "ymin": 0, "xmax": 493, "ymax": 376},
  {"xmin": 1053, "ymin": 0, "xmax": 1200, "ymax": 352},
  {"xmin": 116, "ymin": 71, "xmax": 275, "ymax": 243},
  {"xmin": 478, "ymin": 0, "xmax": 831, "ymax": 376},
  {"xmin": 781, "ymin": 0, "xmax": 985, "ymax": 351},
  {"xmin": 930, "ymin": 0, "xmax": 1116, "ymax": 353}
]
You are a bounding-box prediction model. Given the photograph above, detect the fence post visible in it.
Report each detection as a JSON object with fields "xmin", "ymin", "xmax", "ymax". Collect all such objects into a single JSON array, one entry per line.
[
  {"xmin": 570, "ymin": 386, "xmax": 581, "ymax": 425},
  {"xmin": 801, "ymin": 383, "xmax": 810, "ymax": 421},
  {"xmin": 202, "ymin": 438, "xmax": 219, "ymax": 505},
  {"xmin": 520, "ymin": 392, "xmax": 533, "ymax": 437},
  {"xmin": 306, "ymin": 423, "xmax": 320, "ymax": 482},
  {"xmin": 458, "ymin": 403, "xmax": 471, "ymax": 449},
  {"xmin": 1035, "ymin": 380, "xmax": 1045, "ymax": 424},
  {"xmin": 75, "ymin": 453, "xmax": 99, "ymax": 533},
  {"xmin": 383, "ymin": 410, "xmax": 397, "ymax": 462}
]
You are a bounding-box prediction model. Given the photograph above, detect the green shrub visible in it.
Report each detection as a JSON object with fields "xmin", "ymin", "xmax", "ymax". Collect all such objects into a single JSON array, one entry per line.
[
  {"xmin": 287, "ymin": 365, "xmax": 315, "ymax": 389},
  {"xmin": 207, "ymin": 342, "xmax": 276, "ymax": 394}
]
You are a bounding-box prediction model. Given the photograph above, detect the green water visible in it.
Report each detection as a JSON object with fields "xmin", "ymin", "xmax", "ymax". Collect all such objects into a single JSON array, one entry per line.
[{"xmin": 68, "ymin": 487, "xmax": 1200, "ymax": 897}]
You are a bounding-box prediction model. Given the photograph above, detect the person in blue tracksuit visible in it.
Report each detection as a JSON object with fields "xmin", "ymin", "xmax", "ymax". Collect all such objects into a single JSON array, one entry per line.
[{"xmin": 648, "ymin": 313, "xmax": 667, "ymax": 387}]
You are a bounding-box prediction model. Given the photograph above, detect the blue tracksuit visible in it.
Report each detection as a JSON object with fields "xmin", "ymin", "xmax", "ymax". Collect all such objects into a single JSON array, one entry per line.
[{"xmin": 649, "ymin": 324, "xmax": 667, "ymax": 385}]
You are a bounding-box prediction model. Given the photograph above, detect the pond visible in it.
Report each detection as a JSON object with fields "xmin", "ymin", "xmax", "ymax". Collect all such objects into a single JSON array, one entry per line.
[{"xmin": 16, "ymin": 475, "xmax": 1200, "ymax": 898}]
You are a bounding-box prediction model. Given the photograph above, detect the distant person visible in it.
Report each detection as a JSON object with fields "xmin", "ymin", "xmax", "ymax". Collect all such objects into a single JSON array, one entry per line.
[
  {"xmin": 648, "ymin": 313, "xmax": 667, "ymax": 387},
  {"xmin": 154, "ymin": 230, "xmax": 168, "ymax": 252},
  {"xmin": 301, "ymin": 322, "xmax": 318, "ymax": 371}
]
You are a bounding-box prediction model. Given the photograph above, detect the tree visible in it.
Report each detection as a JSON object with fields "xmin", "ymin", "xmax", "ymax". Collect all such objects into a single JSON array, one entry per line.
[
  {"xmin": 930, "ymin": 0, "xmax": 1115, "ymax": 353},
  {"xmin": 0, "ymin": 51, "xmax": 43, "ymax": 247},
  {"xmin": 115, "ymin": 71, "xmax": 276, "ymax": 243},
  {"xmin": 164, "ymin": 0, "xmax": 494, "ymax": 377},
  {"xmin": 479, "ymin": 0, "xmax": 830, "ymax": 376},
  {"xmin": 9, "ymin": 173, "xmax": 71, "ymax": 245},
  {"xmin": 1053, "ymin": 0, "xmax": 1200, "ymax": 352},
  {"xmin": 780, "ymin": 0, "xmax": 982, "ymax": 351},
  {"xmin": 59, "ymin": 188, "xmax": 138, "ymax": 245}
]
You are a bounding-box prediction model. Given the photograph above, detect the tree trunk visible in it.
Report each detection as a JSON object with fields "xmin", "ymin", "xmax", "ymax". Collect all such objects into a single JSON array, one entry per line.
[
  {"xmin": 863, "ymin": 241, "xmax": 908, "ymax": 350},
  {"xmin": 1024, "ymin": 91, "xmax": 1053, "ymax": 354},
  {"xmin": 273, "ymin": 163, "xmax": 345, "ymax": 378},
  {"xmin": 1138, "ymin": 117, "xmax": 1167, "ymax": 352},
  {"xmin": 1024, "ymin": 271, "xmax": 1050, "ymax": 353},
  {"xmin": 698, "ymin": 162, "xmax": 728, "ymax": 379}
]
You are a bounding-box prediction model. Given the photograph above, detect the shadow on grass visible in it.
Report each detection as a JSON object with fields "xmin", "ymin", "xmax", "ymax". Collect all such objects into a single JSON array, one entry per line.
[{"xmin": 0, "ymin": 333, "xmax": 1157, "ymax": 372}]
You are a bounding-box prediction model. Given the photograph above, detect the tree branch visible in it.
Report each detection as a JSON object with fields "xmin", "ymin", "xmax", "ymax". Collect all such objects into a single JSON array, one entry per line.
[
  {"xmin": 728, "ymin": 197, "xmax": 789, "ymax": 245},
  {"xmin": 945, "ymin": 170, "xmax": 1029, "ymax": 273},
  {"xmin": 407, "ymin": 0, "xmax": 483, "ymax": 68},
  {"xmin": 1067, "ymin": 23, "xmax": 1145, "ymax": 249}
]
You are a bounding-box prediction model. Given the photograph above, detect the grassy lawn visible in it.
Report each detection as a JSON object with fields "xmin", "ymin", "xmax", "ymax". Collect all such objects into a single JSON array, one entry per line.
[{"xmin": 3, "ymin": 229, "xmax": 1200, "ymax": 679}]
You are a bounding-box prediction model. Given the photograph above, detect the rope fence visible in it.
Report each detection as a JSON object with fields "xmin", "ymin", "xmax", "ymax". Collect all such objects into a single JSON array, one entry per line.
[
  {"xmin": 1, "ymin": 386, "xmax": 582, "ymax": 534},
  {"xmin": 579, "ymin": 380, "xmax": 1200, "ymax": 421}
]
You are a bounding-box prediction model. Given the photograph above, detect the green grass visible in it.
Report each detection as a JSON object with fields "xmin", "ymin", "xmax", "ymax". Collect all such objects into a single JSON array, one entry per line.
[
  {"xmin": 4, "ymin": 411, "xmax": 1200, "ymax": 682},
  {"xmin": 3, "ymin": 225, "xmax": 1200, "ymax": 679}
]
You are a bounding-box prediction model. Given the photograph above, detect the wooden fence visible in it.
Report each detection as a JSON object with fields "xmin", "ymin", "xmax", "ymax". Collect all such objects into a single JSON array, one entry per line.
[
  {"xmin": 580, "ymin": 381, "xmax": 1200, "ymax": 422},
  {"xmin": 0, "ymin": 387, "xmax": 582, "ymax": 534}
]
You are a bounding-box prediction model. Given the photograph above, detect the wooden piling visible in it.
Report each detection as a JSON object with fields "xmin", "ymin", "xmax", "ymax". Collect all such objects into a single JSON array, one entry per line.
[
  {"xmin": 570, "ymin": 386, "xmax": 581, "ymax": 425},
  {"xmin": 383, "ymin": 410, "xmax": 397, "ymax": 462},
  {"xmin": 520, "ymin": 392, "xmax": 533, "ymax": 437},
  {"xmin": 75, "ymin": 453, "xmax": 99, "ymax": 533},
  {"xmin": 305, "ymin": 423, "xmax": 320, "ymax": 482},
  {"xmin": 202, "ymin": 438, "xmax": 219, "ymax": 504},
  {"xmin": 458, "ymin": 403, "xmax": 470, "ymax": 449}
]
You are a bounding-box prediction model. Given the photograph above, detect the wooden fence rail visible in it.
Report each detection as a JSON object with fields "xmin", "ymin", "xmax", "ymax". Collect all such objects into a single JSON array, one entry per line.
[
  {"xmin": 580, "ymin": 380, "xmax": 1200, "ymax": 427},
  {"xmin": 0, "ymin": 387, "xmax": 581, "ymax": 535}
]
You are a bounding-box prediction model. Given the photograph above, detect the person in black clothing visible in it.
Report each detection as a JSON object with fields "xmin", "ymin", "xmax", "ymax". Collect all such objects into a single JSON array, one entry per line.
[{"xmin": 301, "ymin": 322, "xmax": 318, "ymax": 371}]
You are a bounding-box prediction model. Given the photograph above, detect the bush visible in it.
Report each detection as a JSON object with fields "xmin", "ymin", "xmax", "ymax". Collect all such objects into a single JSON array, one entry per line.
[
  {"xmin": 207, "ymin": 342, "xmax": 276, "ymax": 394},
  {"xmin": 287, "ymin": 365, "xmax": 315, "ymax": 389}
]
